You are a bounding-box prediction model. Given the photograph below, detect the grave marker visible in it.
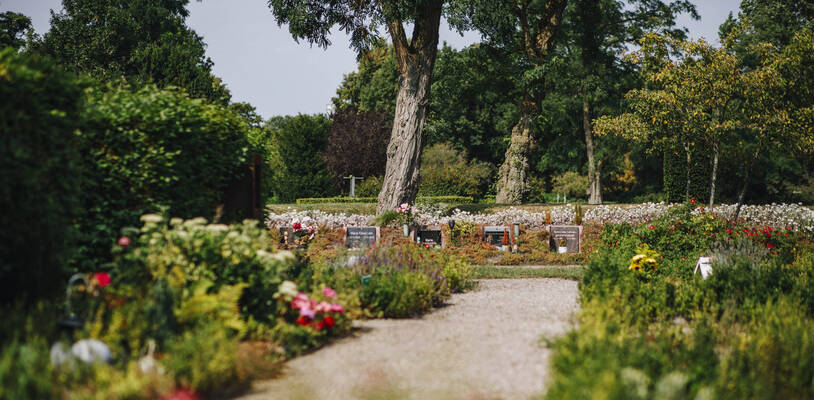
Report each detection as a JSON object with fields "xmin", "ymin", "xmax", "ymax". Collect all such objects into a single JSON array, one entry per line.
[
  {"xmin": 548, "ymin": 225, "xmax": 582, "ymax": 253},
  {"xmin": 416, "ymin": 226, "xmax": 443, "ymax": 248},
  {"xmin": 345, "ymin": 226, "xmax": 379, "ymax": 248},
  {"xmin": 483, "ymin": 225, "xmax": 512, "ymax": 246}
]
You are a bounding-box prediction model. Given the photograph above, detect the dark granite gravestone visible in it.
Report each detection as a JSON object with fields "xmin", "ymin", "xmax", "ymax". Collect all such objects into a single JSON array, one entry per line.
[
  {"xmin": 416, "ymin": 228, "xmax": 442, "ymax": 247},
  {"xmin": 279, "ymin": 227, "xmax": 295, "ymax": 245},
  {"xmin": 345, "ymin": 226, "xmax": 379, "ymax": 248},
  {"xmin": 548, "ymin": 225, "xmax": 582, "ymax": 253},
  {"xmin": 483, "ymin": 225, "xmax": 511, "ymax": 246}
]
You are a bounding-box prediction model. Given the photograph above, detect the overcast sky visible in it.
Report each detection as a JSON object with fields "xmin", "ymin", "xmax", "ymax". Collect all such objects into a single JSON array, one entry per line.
[{"xmin": 3, "ymin": 0, "xmax": 741, "ymax": 119}]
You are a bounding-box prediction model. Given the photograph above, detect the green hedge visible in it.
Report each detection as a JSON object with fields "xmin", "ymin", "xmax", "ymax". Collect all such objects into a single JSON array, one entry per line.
[
  {"xmin": 75, "ymin": 84, "xmax": 250, "ymax": 270},
  {"xmin": 295, "ymin": 196, "xmax": 474, "ymax": 204},
  {"xmin": 0, "ymin": 49, "xmax": 85, "ymax": 302}
]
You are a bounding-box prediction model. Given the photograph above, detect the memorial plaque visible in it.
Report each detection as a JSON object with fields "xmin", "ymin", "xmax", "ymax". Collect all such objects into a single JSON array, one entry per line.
[
  {"xmin": 416, "ymin": 229, "xmax": 442, "ymax": 247},
  {"xmin": 345, "ymin": 226, "xmax": 379, "ymax": 248},
  {"xmin": 549, "ymin": 225, "xmax": 582, "ymax": 253},
  {"xmin": 483, "ymin": 225, "xmax": 511, "ymax": 246},
  {"xmin": 279, "ymin": 227, "xmax": 295, "ymax": 244}
]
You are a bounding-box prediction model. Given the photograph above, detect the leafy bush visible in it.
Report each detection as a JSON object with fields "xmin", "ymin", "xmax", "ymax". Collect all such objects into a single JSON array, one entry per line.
[
  {"xmin": 550, "ymin": 171, "xmax": 589, "ymax": 198},
  {"xmin": 163, "ymin": 324, "xmax": 244, "ymax": 397},
  {"xmin": 0, "ymin": 338, "xmax": 56, "ymax": 400},
  {"xmin": 418, "ymin": 143, "xmax": 492, "ymax": 199},
  {"xmin": 0, "ymin": 49, "xmax": 84, "ymax": 302},
  {"xmin": 267, "ymin": 114, "xmax": 335, "ymax": 203},
  {"xmin": 356, "ymin": 175, "xmax": 383, "ymax": 197},
  {"xmin": 76, "ymin": 84, "xmax": 250, "ymax": 270},
  {"xmin": 545, "ymin": 200, "xmax": 814, "ymax": 399},
  {"xmin": 360, "ymin": 269, "xmax": 436, "ymax": 318}
]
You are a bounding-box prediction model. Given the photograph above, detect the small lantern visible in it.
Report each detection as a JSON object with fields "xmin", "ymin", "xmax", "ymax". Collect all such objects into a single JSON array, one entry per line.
[{"xmin": 448, "ymin": 219, "xmax": 455, "ymax": 230}]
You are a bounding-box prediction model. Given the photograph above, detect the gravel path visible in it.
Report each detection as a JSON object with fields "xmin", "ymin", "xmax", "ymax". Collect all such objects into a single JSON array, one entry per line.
[{"xmin": 238, "ymin": 279, "xmax": 579, "ymax": 400}]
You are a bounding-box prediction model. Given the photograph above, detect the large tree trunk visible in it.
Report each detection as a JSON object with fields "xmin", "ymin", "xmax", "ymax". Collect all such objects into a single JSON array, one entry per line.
[
  {"xmin": 709, "ymin": 142, "xmax": 719, "ymax": 209},
  {"xmin": 495, "ymin": 115, "xmax": 533, "ymax": 204},
  {"xmin": 376, "ymin": 2, "xmax": 442, "ymax": 214},
  {"xmin": 584, "ymin": 99, "xmax": 601, "ymax": 204}
]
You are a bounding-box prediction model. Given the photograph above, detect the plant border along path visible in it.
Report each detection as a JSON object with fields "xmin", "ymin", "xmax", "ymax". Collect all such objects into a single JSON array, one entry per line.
[{"xmin": 237, "ymin": 278, "xmax": 580, "ymax": 400}]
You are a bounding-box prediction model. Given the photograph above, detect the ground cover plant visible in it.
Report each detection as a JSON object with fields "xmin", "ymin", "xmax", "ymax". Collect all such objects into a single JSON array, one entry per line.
[{"xmin": 544, "ymin": 202, "xmax": 814, "ymax": 399}]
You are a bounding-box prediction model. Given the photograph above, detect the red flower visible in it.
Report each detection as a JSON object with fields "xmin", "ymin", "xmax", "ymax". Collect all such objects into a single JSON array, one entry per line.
[
  {"xmin": 727, "ymin": 229, "xmax": 732, "ymax": 235},
  {"xmin": 117, "ymin": 236, "xmax": 131, "ymax": 247},
  {"xmin": 424, "ymin": 243, "xmax": 430, "ymax": 249},
  {"xmin": 324, "ymin": 316, "xmax": 335, "ymax": 328},
  {"xmin": 315, "ymin": 321, "xmax": 325, "ymax": 331},
  {"xmin": 296, "ymin": 316, "xmax": 310, "ymax": 326},
  {"xmin": 766, "ymin": 243, "xmax": 774, "ymax": 249},
  {"xmin": 786, "ymin": 226, "xmax": 792, "ymax": 230},
  {"xmin": 292, "ymin": 223, "xmax": 302, "ymax": 231},
  {"xmin": 93, "ymin": 272, "xmax": 111, "ymax": 287},
  {"xmin": 648, "ymin": 225, "xmax": 655, "ymax": 230},
  {"xmin": 690, "ymin": 199, "xmax": 696, "ymax": 204},
  {"xmin": 682, "ymin": 257, "xmax": 686, "ymax": 261}
]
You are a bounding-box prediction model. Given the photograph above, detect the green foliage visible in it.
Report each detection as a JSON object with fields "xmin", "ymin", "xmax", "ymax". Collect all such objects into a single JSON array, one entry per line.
[
  {"xmin": 267, "ymin": 114, "xmax": 334, "ymax": 203},
  {"xmin": 75, "ymin": 84, "xmax": 250, "ymax": 270},
  {"xmin": 163, "ymin": 324, "xmax": 244, "ymax": 396},
  {"xmin": 0, "ymin": 11, "xmax": 34, "ymax": 50},
  {"xmin": 40, "ymin": 0, "xmax": 229, "ymax": 102},
  {"xmin": 551, "ymin": 171, "xmax": 589, "ymax": 199},
  {"xmin": 0, "ymin": 338, "xmax": 56, "ymax": 400},
  {"xmin": 356, "ymin": 176, "xmax": 383, "ymax": 197},
  {"xmin": 418, "ymin": 143, "xmax": 492, "ymax": 199},
  {"xmin": 360, "ymin": 269, "xmax": 436, "ymax": 318},
  {"xmin": 662, "ymin": 145, "xmax": 712, "ymax": 203},
  {"xmin": 0, "ymin": 49, "xmax": 84, "ymax": 302},
  {"xmin": 545, "ymin": 201, "xmax": 814, "ymax": 399}
]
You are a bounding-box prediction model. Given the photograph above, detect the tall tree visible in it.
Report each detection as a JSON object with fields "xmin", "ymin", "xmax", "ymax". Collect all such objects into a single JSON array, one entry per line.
[
  {"xmin": 268, "ymin": 0, "xmax": 445, "ymax": 214},
  {"xmin": 452, "ymin": 0, "xmax": 568, "ymax": 204},
  {"xmin": 40, "ymin": 0, "xmax": 229, "ymax": 102},
  {"xmin": 0, "ymin": 11, "xmax": 34, "ymax": 50}
]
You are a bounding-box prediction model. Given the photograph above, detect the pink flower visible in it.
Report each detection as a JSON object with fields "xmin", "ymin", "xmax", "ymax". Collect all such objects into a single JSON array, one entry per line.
[
  {"xmin": 322, "ymin": 286, "xmax": 337, "ymax": 299},
  {"xmin": 299, "ymin": 306, "xmax": 315, "ymax": 319},
  {"xmin": 330, "ymin": 303, "xmax": 344, "ymax": 313},
  {"xmin": 93, "ymin": 272, "xmax": 111, "ymax": 287},
  {"xmin": 315, "ymin": 301, "xmax": 332, "ymax": 313},
  {"xmin": 291, "ymin": 293, "xmax": 310, "ymax": 309},
  {"xmin": 118, "ymin": 236, "xmax": 131, "ymax": 247}
]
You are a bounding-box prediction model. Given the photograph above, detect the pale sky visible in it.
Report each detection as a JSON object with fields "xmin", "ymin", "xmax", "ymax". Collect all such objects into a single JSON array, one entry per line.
[{"xmin": 2, "ymin": 0, "xmax": 740, "ymax": 119}]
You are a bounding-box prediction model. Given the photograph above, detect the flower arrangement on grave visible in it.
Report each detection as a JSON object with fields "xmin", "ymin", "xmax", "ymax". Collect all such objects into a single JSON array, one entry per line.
[
  {"xmin": 396, "ymin": 203, "xmax": 415, "ymax": 226},
  {"xmin": 629, "ymin": 246, "xmax": 660, "ymax": 274},
  {"xmin": 290, "ymin": 217, "xmax": 317, "ymax": 246}
]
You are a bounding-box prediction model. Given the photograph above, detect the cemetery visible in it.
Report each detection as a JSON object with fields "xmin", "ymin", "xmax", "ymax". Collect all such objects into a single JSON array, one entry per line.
[{"xmin": 2, "ymin": 0, "xmax": 814, "ymax": 399}]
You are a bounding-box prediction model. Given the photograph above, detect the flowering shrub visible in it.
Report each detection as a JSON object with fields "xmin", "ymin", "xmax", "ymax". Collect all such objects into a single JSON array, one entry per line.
[
  {"xmin": 628, "ymin": 246, "xmax": 659, "ymax": 274},
  {"xmin": 395, "ymin": 203, "xmax": 414, "ymax": 225},
  {"xmin": 270, "ymin": 281, "xmax": 352, "ymax": 355}
]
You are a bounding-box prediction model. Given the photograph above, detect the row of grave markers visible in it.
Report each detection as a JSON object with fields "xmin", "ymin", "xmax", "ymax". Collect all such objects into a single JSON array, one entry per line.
[{"xmin": 281, "ymin": 225, "xmax": 583, "ymax": 252}]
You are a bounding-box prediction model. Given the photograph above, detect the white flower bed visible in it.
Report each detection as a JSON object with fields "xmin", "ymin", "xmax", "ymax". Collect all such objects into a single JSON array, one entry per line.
[{"xmin": 265, "ymin": 203, "xmax": 814, "ymax": 234}]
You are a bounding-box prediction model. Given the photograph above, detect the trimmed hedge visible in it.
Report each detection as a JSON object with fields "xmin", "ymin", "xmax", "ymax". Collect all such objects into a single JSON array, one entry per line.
[
  {"xmin": 295, "ymin": 196, "xmax": 474, "ymax": 204},
  {"xmin": 0, "ymin": 49, "xmax": 85, "ymax": 302}
]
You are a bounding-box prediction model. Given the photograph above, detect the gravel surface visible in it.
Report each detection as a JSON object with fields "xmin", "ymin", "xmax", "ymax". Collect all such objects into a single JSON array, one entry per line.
[{"xmin": 238, "ymin": 279, "xmax": 579, "ymax": 400}]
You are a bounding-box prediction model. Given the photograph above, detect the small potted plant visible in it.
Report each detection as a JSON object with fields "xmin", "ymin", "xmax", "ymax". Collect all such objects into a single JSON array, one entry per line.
[{"xmin": 557, "ymin": 238, "xmax": 568, "ymax": 253}]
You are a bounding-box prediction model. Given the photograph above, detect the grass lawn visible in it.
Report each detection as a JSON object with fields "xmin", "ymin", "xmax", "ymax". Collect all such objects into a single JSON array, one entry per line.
[{"xmin": 472, "ymin": 265, "xmax": 585, "ymax": 280}]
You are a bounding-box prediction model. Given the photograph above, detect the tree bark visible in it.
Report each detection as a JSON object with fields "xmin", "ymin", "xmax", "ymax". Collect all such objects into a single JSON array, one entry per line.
[
  {"xmin": 709, "ymin": 142, "xmax": 719, "ymax": 209},
  {"xmin": 376, "ymin": 2, "xmax": 442, "ymax": 214},
  {"xmin": 495, "ymin": 115, "xmax": 533, "ymax": 203},
  {"xmin": 584, "ymin": 99, "xmax": 602, "ymax": 204}
]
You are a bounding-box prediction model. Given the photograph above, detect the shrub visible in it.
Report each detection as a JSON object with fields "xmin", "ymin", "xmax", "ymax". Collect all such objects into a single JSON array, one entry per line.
[
  {"xmin": 550, "ymin": 171, "xmax": 589, "ymax": 199},
  {"xmin": 356, "ymin": 175, "xmax": 383, "ymax": 197},
  {"xmin": 418, "ymin": 143, "xmax": 492, "ymax": 199},
  {"xmin": 360, "ymin": 270, "xmax": 436, "ymax": 318},
  {"xmin": 323, "ymin": 108, "xmax": 391, "ymax": 191},
  {"xmin": 76, "ymin": 84, "xmax": 250, "ymax": 270},
  {"xmin": 0, "ymin": 49, "xmax": 84, "ymax": 302},
  {"xmin": 267, "ymin": 114, "xmax": 334, "ymax": 203},
  {"xmin": 0, "ymin": 338, "xmax": 56, "ymax": 400},
  {"xmin": 163, "ymin": 324, "xmax": 244, "ymax": 397},
  {"xmin": 111, "ymin": 215, "xmax": 298, "ymax": 326}
]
